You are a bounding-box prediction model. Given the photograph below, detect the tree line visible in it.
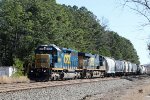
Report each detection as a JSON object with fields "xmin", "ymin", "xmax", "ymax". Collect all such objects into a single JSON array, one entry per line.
[{"xmin": 0, "ymin": 0, "xmax": 140, "ymax": 68}]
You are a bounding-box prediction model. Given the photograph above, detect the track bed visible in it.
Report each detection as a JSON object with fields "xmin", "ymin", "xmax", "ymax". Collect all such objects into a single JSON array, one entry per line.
[{"xmin": 0, "ymin": 75, "xmax": 149, "ymax": 100}]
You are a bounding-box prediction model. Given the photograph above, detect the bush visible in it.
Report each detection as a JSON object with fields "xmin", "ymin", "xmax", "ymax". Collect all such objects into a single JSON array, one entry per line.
[{"xmin": 13, "ymin": 58, "xmax": 24, "ymax": 76}]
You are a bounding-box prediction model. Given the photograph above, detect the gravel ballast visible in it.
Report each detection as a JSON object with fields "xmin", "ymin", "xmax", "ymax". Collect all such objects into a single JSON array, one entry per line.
[{"xmin": 0, "ymin": 78, "xmax": 134, "ymax": 100}]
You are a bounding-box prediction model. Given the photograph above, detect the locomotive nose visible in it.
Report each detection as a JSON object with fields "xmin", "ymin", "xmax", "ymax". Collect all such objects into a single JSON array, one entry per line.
[{"xmin": 35, "ymin": 54, "xmax": 50, "ymax": 68}]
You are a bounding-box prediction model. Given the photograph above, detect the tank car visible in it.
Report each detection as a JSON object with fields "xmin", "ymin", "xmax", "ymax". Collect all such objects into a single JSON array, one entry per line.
[
  {"xmin": 123, "ymin": 61, "xmax": 129, "ymax": 75},
  {"xmin": 127, "ymin": 61, "xmax": 133, "ymax": 75},
  {"xmin": 138, "ymin": 65, "xmax": 147, "ymax": 74},
  {"xmin": 131, "ymin": 63, "xmax": 138, "ymax": 74},
  {"xmin": 115, "ymin": 60, "xmax": 125, "ymax": 76},
  {"xmin": 103, "ymin": 57, "xmax": 116, "ymax": 76}
]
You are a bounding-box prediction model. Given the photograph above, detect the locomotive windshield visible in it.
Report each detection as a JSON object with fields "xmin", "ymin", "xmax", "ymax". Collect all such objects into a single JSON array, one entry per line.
[
  {"xmin": 35, "ymin": 54, "xmax": 50, "ymax": 68},
  {"xmin": 36, "ymin": 58, "xmax": 48, "ymax": 63}
]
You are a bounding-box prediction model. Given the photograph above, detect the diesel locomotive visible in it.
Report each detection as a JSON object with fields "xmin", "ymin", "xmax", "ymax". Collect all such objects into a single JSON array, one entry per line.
[{"xmin": 27, "ymin": 44, "xmax": 147, "ymax": 81}]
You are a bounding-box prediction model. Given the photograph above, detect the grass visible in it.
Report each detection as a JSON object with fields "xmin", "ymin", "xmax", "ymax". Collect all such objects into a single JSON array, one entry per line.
[{"xmin": 0, "ymin": 76, "xmax": 30, "ymax": 84}]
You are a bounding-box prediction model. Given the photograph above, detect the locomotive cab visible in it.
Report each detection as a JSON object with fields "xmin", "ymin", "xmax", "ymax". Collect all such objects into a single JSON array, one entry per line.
[{"xmin": 28, "ymin": 44, "xmax": 61, "ymax": 81}]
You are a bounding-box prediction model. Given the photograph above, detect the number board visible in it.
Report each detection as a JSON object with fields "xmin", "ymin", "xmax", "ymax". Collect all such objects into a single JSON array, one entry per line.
[
  {"xmin": 64, "ymin": 54, "xmax": 71, "ymax": 64},
  {"xmin": 39, "ymin": 47, "xmax": 52, "ymax": 50},
  {"xmin": 89, "ymin": 58, "xmax": 95, "ymax": 66}
]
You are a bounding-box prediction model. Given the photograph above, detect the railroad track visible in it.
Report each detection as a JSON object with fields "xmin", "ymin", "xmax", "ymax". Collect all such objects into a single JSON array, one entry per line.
[
  {"xmin": 0, "ymin": 77, "xmax": 120, "ymax": 93},
  {"xmin": 0, "ymin": 74, "xmax": 149, "ymax": 93},
  {"xmin": 121, "ymin": 74, "xmax": 150, "ymax": 80}
]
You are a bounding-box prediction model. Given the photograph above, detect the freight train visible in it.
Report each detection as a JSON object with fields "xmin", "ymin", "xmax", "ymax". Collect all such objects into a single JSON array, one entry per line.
[{"xmin": 27, "ymin": 44, "xmax": 147, "ymax": 81}]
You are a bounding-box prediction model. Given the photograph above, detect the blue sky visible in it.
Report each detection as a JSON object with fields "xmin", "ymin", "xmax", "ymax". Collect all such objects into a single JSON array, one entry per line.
[{"xmin": 56, "ymin": 0, "xmax": 150, "ymax": 64}]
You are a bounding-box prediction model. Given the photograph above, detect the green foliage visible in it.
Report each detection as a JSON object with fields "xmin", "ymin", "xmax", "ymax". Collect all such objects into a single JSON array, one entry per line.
[
  {"xmin": 0, "ymin": 0, "xmax": 140, "ymax": 66},
  {"xmin": 13, "ymin": 58, "xmax": 24, "ymax": 76}
]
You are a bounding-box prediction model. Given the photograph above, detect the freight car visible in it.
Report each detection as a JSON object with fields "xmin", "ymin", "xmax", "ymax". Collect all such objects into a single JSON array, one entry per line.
[
  {"xmin": 124, "ymin": 61, "xmax": 129, "ymax": 75},
  {"xmin": 138, "ymin": 65, "xmax": 147, "ymax": 74},
  {"xmin": 115, "ymin": 60, "xmax": 125, "ymax": 76},
  {"xmin": 128, "ymin": 61, "xmax": 133, "ymax": 75},
  {"xmin": 27, "ymin": 44, "xmax": 141, "ymax": 81},
  {"xmin": 132, "ymin": 63, "xmax": 138, "ymax": 74},
  {"xmin": 103, "ymin": 57, "xmax": 115, "ymax": 77}
]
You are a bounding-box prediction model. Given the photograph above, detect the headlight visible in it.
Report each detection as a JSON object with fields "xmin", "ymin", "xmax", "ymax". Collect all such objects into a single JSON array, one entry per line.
[
  {"xmin": 31, "ymin": 70, "xmax": 33, "ymax": 72},
  {"xmin": 44, "ymin": 70, "xmax": 46, "ymax": 72}
]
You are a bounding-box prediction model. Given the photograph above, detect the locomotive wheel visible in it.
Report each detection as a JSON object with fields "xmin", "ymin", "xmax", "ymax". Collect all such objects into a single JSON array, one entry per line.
[
  {"xmin": 60, "ymin": 77, "xmax": 65, "ymax": 81},
  {"xmin": 86, "ymin": 73, "xmax": 92, "ymax": 79},
  {"xmin": 53, "ymin": 76, "xmax": 57, "ymax": 81},
  {"xmin": 74, "ymin": 76, "xmax": 77, "ymax": 80},
  {"xmin": 51, "ymin": 77, "xmax": 54, "ymax": 81},
  {"xmin": 56, "ymin": 76, "xmax": 59, "ymax": 81},
  {"xmin": 100, "ymin": 72, "xmax": 105, "ymax": 78}
]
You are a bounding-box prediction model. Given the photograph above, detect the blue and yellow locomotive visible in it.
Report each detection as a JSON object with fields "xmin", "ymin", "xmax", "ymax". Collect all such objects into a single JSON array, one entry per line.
[
  {"xmin": 28, "ymin": 44, "xmax": 79, "ymax": 81},
  {"xmin": 28, "ymin": 44, "xmax": 106, "ymax": 81}
]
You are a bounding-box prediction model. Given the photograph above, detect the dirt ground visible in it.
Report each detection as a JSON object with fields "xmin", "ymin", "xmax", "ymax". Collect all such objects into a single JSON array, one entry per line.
[
  {"xmin": 111, "ymin": 76, "xmax": 150, "ymax": 100},
  {"xmin": 120, "ymin": 79, "xmax": 150, "ymax": 100},
  {"xmin": 84, "ymin": 75, "xmax": 150, "ymax": 100}
]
